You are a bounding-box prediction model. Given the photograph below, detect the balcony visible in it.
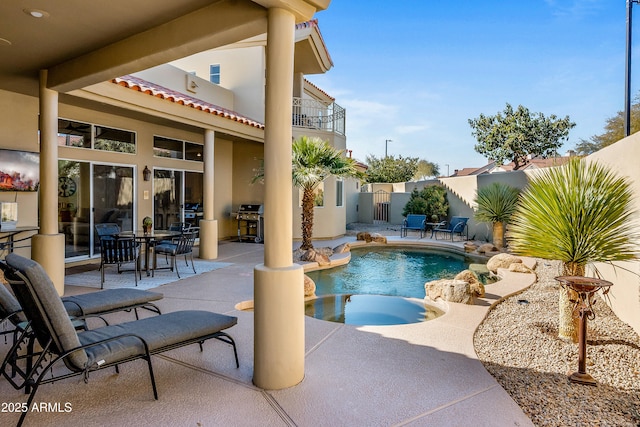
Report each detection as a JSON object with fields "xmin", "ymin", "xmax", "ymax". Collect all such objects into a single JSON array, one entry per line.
[{"xmin": 292, "ymin": 97, "xmax": 345, "ymax": 135}]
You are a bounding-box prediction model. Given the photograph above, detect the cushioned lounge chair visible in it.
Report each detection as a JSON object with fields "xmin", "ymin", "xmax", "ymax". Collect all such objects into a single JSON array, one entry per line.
[{"xmin": 1, "ymin": 254, "xmax": 239, "ymax": 427}]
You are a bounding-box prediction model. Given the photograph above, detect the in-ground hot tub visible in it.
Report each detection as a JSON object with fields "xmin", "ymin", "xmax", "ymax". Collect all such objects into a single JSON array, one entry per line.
[{"xmin": 304, "ymin": 246, "xmax": 487, "ymax": 326}]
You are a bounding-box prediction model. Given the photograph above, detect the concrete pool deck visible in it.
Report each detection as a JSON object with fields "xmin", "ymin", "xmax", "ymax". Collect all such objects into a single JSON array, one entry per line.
[{"xmin": 0, "ymin": 234, "xmax": 536, "ymax": 426}]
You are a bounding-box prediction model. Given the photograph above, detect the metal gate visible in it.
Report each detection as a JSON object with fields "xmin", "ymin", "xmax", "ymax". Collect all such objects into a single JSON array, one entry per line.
[{"xmin": 373, "ymin": 190, "xmax": 390, "ymax": 223}]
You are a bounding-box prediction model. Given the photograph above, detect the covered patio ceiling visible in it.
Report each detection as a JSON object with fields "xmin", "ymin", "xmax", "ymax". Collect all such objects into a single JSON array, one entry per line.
[{"xmin": 0, "ymin": 0, "xmax": 329, "ymax": 97}]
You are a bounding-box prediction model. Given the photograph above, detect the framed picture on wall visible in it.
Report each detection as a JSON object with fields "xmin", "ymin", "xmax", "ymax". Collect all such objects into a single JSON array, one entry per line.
[{"xmin": 0, "ymin": 149, "xmax": 40, "ymax": 192}]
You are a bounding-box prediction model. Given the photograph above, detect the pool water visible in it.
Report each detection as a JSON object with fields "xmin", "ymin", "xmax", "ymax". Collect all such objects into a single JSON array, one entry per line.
[
  {"xmin": 306, "ymin": 247, "xmax": 473, "ymax": 299},
  {"xmin": 304, "ymin": 247, "xmax": 480, "ymax": 326}
]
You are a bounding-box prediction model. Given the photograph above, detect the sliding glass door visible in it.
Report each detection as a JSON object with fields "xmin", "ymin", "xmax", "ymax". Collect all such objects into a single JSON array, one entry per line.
[
  {"xmin": 153, "ymin": 169, "xmax": 202, "ymax": 230},
  {"xmin": 59, "ymin": 161, "xmax": 134, "ymax": 260}
]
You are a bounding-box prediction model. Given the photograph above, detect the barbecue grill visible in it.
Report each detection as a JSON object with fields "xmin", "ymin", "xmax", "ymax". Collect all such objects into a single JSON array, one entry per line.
[
  {"xmin": 234, "ymin": 204, "xmax": 264, "ymax": 243},
  {"xmin": 184, "ymin": 203, "xmax": 203, "ymax": 228}
]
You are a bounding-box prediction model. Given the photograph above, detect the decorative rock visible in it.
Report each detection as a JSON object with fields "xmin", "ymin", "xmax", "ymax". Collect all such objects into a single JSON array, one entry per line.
[
  {"xmin": 333, "ymin": 243, "xmax": 351, "ymax": 254},
  {"xmin": 508, "ymin": 263, "xmax": 535, "ymax": 275},
  {"xmin": 424, "ymin": 279, "xmax": 474, "ymax": 304},
  {"xmin": 487, "ymin": 253, "xmax": 522, "ymax": 273},
  {"xmin": 455, "ymin": 269, "xmax": 485, "ymax": 297},
  {"xmin": 370, "ymin": 233, "xmax": 387, "ymax": 244},
  {"xmin": 356, "ymin": 232, "xmax": 371, "ymax": 242},
  {"xmin": 296, "ymin": 248, "xmax": 331, "ymax": 265},
  {"xmin": 477, "ymin": 243, "xmax": 498, "ymax": 254},
  {"xmin": 303, "ymin": 274, "xmax": 316, "ymax": 297},
  {"xmin": 463, "ymin": 242, "xmax": 478, "ymax": 253}
]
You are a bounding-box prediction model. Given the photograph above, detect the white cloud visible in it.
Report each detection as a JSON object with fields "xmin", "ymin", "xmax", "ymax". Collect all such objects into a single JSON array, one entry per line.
[{"xmin": 394, "ymin": 124, "xmax": 429, "ymax": 135}]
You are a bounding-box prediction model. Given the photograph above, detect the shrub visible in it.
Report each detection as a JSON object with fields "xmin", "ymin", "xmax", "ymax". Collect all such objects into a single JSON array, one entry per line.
[{"xmin": 402, "ymin": 186, "xmax": 448, "ymax": 219}]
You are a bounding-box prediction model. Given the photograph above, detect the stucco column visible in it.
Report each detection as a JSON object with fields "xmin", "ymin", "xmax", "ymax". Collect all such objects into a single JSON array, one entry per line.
[
  {"xmin": 32, "ymin": 70, "xmax": 65, "ymax": 295},
  {"xmin": 254, "ymin": 7, "xmax": 305, "ymax": 389},
  {"xmin": 199, "ymin": 129, "xmax": 218, "ymax": 259}
]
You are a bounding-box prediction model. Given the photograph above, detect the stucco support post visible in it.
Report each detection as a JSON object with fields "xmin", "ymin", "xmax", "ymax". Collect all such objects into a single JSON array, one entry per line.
[
  {"xmin": 32, "ymin": 70, "xmax": 65, "ymax": 295},
  {"xmin": 253, "ymin": 7, "xmax": 305, "ymax": 389},
  {"xmin": 199, "ymin": 129, "xmax": 218, "ymax": 259}
]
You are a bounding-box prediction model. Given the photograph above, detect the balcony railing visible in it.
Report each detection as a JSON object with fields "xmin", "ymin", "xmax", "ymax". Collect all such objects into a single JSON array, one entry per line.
[{"xmin": 292, "ymin": 97, "xmax": 345, "ymax": 135}]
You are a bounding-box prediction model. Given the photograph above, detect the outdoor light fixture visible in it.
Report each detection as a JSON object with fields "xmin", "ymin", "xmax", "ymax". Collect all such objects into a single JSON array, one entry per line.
[
  {"xmin": 385, "ymin": 139, "xmax": 392, "ymax": 157},
  {"xmin": 143, "ymin": 166, "xmax": 151, "ymax": 181},
  {"xmin": 625, "ymin": 0, "xmax": 640, "ymax": 136},
  {"xmin": 23, "ymin": 8, "xmax": 49, "ymax": 18}
]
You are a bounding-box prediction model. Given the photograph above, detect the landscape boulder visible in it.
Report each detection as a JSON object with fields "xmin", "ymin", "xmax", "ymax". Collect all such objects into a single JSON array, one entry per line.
[
  {"xmin": 454, "ymin": 269, "xmax": 485, "ymax": 297},
  {"xmin": 356, "ymin": 232, "xmax": 371, "ymax": 242},
  {"xmin": 424, "ymin": 279, "xmax": 474, "ymax": 305},
  {"xmin": 333, "ymin": 243, "xmax": 351, "ymax": 254},
  {"xmin": 486, "ymin": 253, "xmax": 522, "ymax": 273},
  {"xmin": 477, "ymin": 243, "xmax": 499, "ymax": 254},
  {"xmin": 370, "ymin": 233, "xmax": 387, "ymax": 244},
  {"xmin": 304, "ymin": 275, "xmax": 316, "ymax": 297}
]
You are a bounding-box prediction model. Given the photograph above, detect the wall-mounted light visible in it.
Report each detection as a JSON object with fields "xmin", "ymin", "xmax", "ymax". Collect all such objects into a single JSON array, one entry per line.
[{"xmin": 143, "ymin": 166, "xmax": 151, "ymax": 181}]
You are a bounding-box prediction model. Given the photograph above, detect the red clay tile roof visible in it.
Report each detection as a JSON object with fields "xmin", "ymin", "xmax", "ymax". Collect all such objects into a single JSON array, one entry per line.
[
  {"xmin": 304, "ymin": 78, "xmax": 335, "ymax": 101},
  {"xmin": 112, "ymin": 75, "xmax": 264, "ymax": 129},
  {"xmin": 295, "ymin": 19, "xmax": 333, "ymax": 68}
]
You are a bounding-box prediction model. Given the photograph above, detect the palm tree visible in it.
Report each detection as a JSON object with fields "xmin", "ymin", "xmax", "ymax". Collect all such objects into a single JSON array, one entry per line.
[
  {"xmin": 474, "ymin": 182, "xmax": 520, "ymax": 249},
  {"xmin": 293, "ymin": 136, "xmax": 362, "ymax": 250},
  {"xmin": 253, "ymin": 136, "xmax": 363, "ymax": 251},
  {"xmin": 508, "ymin": 158, "xmax": 640, "ymax": 342}
]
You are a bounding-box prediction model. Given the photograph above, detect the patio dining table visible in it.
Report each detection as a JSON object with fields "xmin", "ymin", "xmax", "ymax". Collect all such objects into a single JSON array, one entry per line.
[{"xmin": 115, "ymin": 230, "xmax": 180, "ymax": 276}]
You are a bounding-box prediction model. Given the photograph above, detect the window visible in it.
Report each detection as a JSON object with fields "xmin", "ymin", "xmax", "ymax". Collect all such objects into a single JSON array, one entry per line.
[
  {"xmin": 57, "ymin": 120, "xmax": 135, "ymax": 153},
  {"xmin": 209, "ymin": 64, "xmax": 220, "ymax": 84},
  {"xmin": 153, "ymin": 137, "xmax": 203, "ymax": 162},
  {"xmin": 57, "ymin": 119, "xmax": 91, "ymax": 148},
  {"xmin": 185, "ymin": 142, "xmax": 203, "ymax": 162},
  {"xmin": 153, "ymin": 136, "xmax": 183, "ymax": 159},
  {"xmin": 94, "ymin": 126, "xmax": 136, "ymax": 153},
  {"xmin": 336, "ymin": 178, "xmax": 344, "ymax": 207}
]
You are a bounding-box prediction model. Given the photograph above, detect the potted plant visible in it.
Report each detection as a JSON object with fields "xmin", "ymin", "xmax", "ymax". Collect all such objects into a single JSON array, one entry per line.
[{"xmin": 142, "ymin": 216, "xmax": 153, "ymax": 233}]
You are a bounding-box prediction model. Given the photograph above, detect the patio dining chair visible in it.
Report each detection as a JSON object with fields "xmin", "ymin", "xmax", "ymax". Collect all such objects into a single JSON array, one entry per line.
[
  {"xmin": 98, "ymin": 235, "xmax": 141, "ymax": 289},
  {"xmin": 153, "ymin": 228, "xmax": 198, "ymax": 279},
  {"xmin": 1, "ymin": 253, "xmax": 239, "ymax": 427}
]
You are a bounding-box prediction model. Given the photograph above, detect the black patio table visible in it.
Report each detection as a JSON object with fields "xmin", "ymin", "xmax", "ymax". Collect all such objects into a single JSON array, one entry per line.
[{"xmin": 115, "ymin": 230, "xmax": 180, "ymax": 276}]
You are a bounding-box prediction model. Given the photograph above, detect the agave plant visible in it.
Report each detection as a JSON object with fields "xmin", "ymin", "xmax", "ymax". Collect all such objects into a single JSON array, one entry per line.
[
  {"xmin": 474, "ymin": 182, "xmax": 519, "ymax": 249},
  {"xmin": 508, "ymin": 158, "xmax": 640, "ymax": 342}
]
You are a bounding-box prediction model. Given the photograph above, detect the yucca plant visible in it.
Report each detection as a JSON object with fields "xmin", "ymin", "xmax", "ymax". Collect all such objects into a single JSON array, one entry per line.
[
  {"xmin": 474, "ymin": 182, "xmax": 520, "ymax": 249},
  {"xmin": 508, "ymin": 158, "xmax": 640, "ymax": 342}
]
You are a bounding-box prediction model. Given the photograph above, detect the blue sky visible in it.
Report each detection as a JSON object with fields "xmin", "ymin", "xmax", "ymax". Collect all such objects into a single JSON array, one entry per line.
[{"xmin": 308, "ymin": 1, "xmax": 630, "ymax": 175}]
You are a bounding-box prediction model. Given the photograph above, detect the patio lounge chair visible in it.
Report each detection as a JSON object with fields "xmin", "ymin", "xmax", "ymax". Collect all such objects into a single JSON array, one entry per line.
[
  {"xmin": 401, "ymin": 214, "xmax": 427, "ymax": 238},
  {"xmin": 1, "ymin": 253, "xmax": 239, "ymax": 427},
  {"xmin": 433, "ymin": 216, "xmax": 469, "ymax": 241}
]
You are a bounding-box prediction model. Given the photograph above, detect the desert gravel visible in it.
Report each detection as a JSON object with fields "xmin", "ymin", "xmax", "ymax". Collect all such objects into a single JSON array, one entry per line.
[{"xmin": 474, "ymin": 259, "xmax": 640, "ymax": 426}]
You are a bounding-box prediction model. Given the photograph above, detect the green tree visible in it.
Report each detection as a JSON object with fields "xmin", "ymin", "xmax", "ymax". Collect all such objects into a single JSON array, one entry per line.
[
  {"xmin": 365, "ymin": 155, "xmax": 419, "ymax": 183},
  {"xmin": 508, "ymin": 158, "xmax": 640, "ymax": 342},
  {"xmin": 402, "ymin": 186, "xmax": 448, "ymax": 221},
  {"xmin": 574, "ymin": 94, "xmax": 640, "ymax": 155},
  {"xmin": 473, "ymin": 182, "xmax": 519, "ymax": 249},
  {"xmin": 413, "ymin": 160, "xmax": 440, "ymax": 181},
  {"xmin": 469, "ymin": 103, "xmax": 575, "ymax": 170},
  {"xmin": 253, "ymin": 137, "xmax": 362, "ymax": 250}
]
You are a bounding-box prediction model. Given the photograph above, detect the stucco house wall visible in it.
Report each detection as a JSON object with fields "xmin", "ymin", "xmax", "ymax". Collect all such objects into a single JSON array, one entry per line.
[
  {"xmin": 0, "ymin": 89, "xmax": 40, "ymax": 258},
  {"xmin": 586, "ymin": 133, "xmax": 640, "ymax": 335}
]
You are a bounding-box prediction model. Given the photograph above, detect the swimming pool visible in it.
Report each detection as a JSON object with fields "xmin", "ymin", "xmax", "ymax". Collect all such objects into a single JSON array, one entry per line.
[
  {"xmin": 306, "ymin": 247, "xmax": 476, "ymax": 299},
  {"xmin": 304, "ymin": 246, "xmax": 482, "ymax": 326}
]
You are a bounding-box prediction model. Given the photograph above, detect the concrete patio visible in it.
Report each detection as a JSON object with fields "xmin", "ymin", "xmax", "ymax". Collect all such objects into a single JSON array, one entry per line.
[{"xmin": 0, "ymin": 236, "xmax": 536, "ymax": 426}]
